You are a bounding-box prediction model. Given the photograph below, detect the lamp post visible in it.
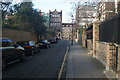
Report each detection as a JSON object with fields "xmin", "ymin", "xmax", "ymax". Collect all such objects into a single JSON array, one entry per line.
[{"xmin": 71, "ymin": 15, "xmax": 74, "ymax": 45}]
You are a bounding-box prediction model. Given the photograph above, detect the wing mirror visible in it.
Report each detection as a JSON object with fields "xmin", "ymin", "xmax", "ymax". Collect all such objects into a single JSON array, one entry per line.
[{"xmin": 12, "ymin": 44, "xmax": 19, "ymax": 48}]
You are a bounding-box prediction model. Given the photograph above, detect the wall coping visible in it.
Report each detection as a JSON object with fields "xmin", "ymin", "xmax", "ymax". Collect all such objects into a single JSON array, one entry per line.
[
  {"xmin": 87, "ymin": 39, "xmax": 92, "ymax": 40},
  {"xmin": 114, "ymin": 43, "xmax": 120, "ymax": 47},
  {"xmin": 92, "ymin": 19, "xmax": 101, "ymax": 24},
  {"xmin": 96, "ymin": 41, "xmax": 113, "ymax": 45},
  {"xmin": 96, "ymin": 41, "xmax": 120, "ymax": 47}
]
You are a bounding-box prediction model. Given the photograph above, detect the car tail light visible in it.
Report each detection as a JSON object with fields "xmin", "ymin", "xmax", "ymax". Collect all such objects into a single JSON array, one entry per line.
[{"xmin": 25, "ymin": 46, "xmax": 32, "ymax": 48}]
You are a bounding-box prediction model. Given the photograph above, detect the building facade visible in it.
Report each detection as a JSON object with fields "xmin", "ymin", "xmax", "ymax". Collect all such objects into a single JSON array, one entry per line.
[
  {"xmin": 62, "ymin": 23, "xmax": 73, "ymax": 40},
  {"xmin": 49, "ymin": 9, "xmax": 62, "ymax": 32},
  {"xmin": 97, "ymin": 1, "xmax": 115, "ymax": 21},
  {"xmin": 75, "ymin": 3, "xmax": 96, "ymax": 44},
  {"xmin": 75, "ymin": 4, "xmax": 96, "ymax": 27}
]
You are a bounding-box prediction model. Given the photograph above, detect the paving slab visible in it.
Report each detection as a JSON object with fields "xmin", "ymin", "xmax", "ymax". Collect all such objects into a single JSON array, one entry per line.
[{"xmin": 66, "ymin": 42, "xmax": 107, "ymax": 79}]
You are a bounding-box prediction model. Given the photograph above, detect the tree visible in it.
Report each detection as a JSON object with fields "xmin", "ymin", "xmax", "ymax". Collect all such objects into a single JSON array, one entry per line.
[
  {"xmin": 1, "ymin": 2, "xmax": 12, "ymax": 24},
  {"xmin": 2, "ymin": 2, "xmax": 49, "ymax": 41},
  {"xmin": 69, "ymin": 1, "xmax": 97, "ymax": 44}
]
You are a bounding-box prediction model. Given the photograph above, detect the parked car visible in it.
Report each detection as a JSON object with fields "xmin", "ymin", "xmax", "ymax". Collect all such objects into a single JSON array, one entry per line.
[
  {"xmin": 36, "ymin": 40, "xmax": 50, "ymax": 48},
  {"xmin": 1, "ymin": 37, "xmax": 25, "ymax": 70},
  {"xmin": 16, "ymin": 41, "xmax": 40, "ymax": 56},
  {"xmin": 48, "ymin": 38, "xmax": 58, "ymax": 44}
]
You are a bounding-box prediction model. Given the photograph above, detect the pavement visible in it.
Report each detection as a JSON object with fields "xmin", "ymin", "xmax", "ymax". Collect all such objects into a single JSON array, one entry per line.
[{"xmin": 66, "ymin": 41, "xmax": 108, "ymax": 79}]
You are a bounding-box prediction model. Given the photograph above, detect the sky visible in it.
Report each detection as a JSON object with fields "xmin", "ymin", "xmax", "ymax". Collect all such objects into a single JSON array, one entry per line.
[
  {"xmin": 10, "ymin": 0, "xmax": 99, "ymax": 23},
  {"xmin": 32, "ymin": 0, "xmax": 74, "ymax": 23},
  {"xmin": 32, "ymin": 0, "xmax": 99, "ymax": 23}
]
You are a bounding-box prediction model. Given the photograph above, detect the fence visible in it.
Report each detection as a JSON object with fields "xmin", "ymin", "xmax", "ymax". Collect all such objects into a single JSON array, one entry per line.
[{"xmin": 99, "ymin": 14, "xmax": 120, "ymax": 44}]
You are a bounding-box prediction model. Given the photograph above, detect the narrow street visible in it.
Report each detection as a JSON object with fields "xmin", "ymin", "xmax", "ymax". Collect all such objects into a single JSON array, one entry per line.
[
  {"xmin": 3, "ymin": 40, "xmax": 68, "ymax": 78},
  {"xmin": 1, "ymin": 1, "xmax": 120, "ymax": 80},
  {"xmin": 2, "ymin": 40, "xmax": 109, "ymax": 80}
]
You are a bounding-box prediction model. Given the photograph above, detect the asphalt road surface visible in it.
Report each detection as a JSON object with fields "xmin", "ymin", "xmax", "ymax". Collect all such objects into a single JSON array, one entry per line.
[{"xmin": 2, "ymin": 40, "xmax": 68, "ymax": 79}]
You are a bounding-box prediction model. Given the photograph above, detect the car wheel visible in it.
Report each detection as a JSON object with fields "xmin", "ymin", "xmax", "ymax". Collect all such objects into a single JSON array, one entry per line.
[{"xmin": 2, "ymin": 58, "xmax": 6, "ymax": 71}]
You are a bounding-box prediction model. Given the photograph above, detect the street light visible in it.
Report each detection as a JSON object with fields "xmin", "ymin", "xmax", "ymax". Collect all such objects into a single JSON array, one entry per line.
[{"xmin": 71, "ymin": 15, "xmax": 74, "ymax": 45}]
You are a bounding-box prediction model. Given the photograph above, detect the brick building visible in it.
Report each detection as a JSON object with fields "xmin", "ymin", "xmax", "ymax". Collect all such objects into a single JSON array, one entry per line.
[
  {"xmin": 115, "ymin": 0, "xmax": 120, "ymax": 13},
  {"xmin": 62, "ymin": 23, "xmax": 73, "ymax": 40},
  {"xmin": 49, "ymin": 9, "xmax": 62, "ymax": 32},
  {"xmin": 97, "ymin": 1, "xmax": 115, "ymax": 21}
]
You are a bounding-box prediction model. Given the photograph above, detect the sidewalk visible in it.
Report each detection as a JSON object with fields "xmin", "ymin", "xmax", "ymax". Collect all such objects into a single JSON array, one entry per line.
[{"xmin": 66, "ymin": 42, "xmax": 107, "ymax": 79}]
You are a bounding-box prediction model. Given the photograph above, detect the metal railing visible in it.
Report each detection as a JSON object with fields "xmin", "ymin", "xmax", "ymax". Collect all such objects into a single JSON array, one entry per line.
[{"xmin": 99, "ymin": 14, "xmax": 120, "ymax": 44}]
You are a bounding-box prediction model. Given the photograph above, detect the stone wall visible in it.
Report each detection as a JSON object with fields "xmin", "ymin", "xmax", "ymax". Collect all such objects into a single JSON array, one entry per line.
[
  {"xmin": 87, "ymin": 39, "xmax": 93, "ymax": 55},
  {"xmin": 96, "ymin": 41, "xmax": 117, "ymax": 71},
  {"xmin": 92, "ymin": 20, "xmax": 100, "ymax": 57},
  {"xmin": 96, "ymin": 41, "xmax": 109, "ymax": 67},
  {"xmin": 117, "ymin": 45, "xmax": 120, "ymax": 78},
  {"xmin": 2, "ymin": 28, "xmax": 37, "ymax": 42},
  {"xmin": 82, "ymin": 30, "xmax": 86, "ymax": 47}
]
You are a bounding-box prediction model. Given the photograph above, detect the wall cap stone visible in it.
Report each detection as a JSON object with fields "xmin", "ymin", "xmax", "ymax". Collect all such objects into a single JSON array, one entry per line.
[
  {"xmin": 92, "ymin": 19, "xmax": 101, "ymax": 24},
  {"xmin": 114, "ymin": 43, "xmax": 120, "ymax": 47},
  {"xmin": 96, "ymin": 41, "xmax": 113, "ymax": 45}
]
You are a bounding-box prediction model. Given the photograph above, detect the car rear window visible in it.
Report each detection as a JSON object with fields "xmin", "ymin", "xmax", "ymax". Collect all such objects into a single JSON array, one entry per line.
[
  {"xmin": 2, "ymin": 39, "xmax": 13, "ymax": 47},
  {"xmin": 17, "ymin": 41, "xmax": 29, "ymax": 46},
  {"xmin": 29, "ymin": 41, "xmax": 35, "ymax": 46}
]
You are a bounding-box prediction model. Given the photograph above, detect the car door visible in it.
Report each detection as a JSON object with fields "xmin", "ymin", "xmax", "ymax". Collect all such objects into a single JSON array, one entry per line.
[
  {"xmin": 13, "ymin": 45, "xmax": 23, "ymax": 60},
  {"xmin": 2, "ymin": 39, "xmax": 16, "ymax": 63},
  {"xmin": 29, "ymin": 41, "xmax": 38, "ymax": 53}
]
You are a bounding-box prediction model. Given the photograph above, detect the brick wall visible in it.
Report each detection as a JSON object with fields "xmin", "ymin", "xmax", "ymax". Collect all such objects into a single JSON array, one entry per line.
[
  {"xmin": 93, "ymin": 20, "xmax": 100, "ymax": 57},
  {"xmin": 87, "ymin": 39, "xmax": 93, "ymax": 55},
  {"xmin": 96, "ymin": 41, "xmax": 109, "ymax": 66},
  {"xmin": 82, "ymin": 30, "xmax": 86, "ymax": 47},
  {"xmin": 2, "ymin": 28, "xmax": 37, "ymax": 42},
  {"xmin": 118, "ymin": 1, "xmax": 120, "ymax": 13},
  {"xmin": 118, "ymin": 46, "xmax": 120, "ymax": 78},
  {"xmin": 96, "ymin": 41, "xmax": 116, "ymax": 71}
]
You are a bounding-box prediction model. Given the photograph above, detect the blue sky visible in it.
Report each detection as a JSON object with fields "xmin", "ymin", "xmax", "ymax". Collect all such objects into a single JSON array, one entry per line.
[{"xmin": 32, "ymin": 0, "xmax": 74, "ymax": 23}]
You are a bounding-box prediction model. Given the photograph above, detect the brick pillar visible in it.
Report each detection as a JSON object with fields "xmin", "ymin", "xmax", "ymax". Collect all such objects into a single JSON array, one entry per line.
[
  {"xmin": 106, "ymin": 43, "xmax": 115, "ymax": 71},
  {"xmin": 117, "ymin": 45, "xmax": 120, "ymax": 78},
  {"xmin": 92, "ymin": 20, "xmax": 100, "ymax": 57}
]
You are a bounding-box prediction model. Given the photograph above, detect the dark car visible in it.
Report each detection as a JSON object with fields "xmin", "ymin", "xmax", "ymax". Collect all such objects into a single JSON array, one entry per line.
[
  {"xmin": 16, "ymin": 41, "xmax": 40, "ymax": 56},
  {"xmin": 48, "ymin": 38, "xmax": 58, "ymax": 44},
  {"xmin": 36, "ymin": 40, "xmax": 50, "ymax": 48},
  {"xmin": 1, "ymin": 37, "xmax": 25, "ymax": 70}
]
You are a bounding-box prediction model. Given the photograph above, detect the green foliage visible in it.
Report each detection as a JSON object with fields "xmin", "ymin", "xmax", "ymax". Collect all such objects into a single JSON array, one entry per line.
[{"xmin": 2, "ymin": 2, "xmax": 49, "ymax": 41}]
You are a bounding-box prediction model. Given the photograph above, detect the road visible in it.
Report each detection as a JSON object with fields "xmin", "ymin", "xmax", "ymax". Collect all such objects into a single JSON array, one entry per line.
[{"xmin": 3, "ymin": 40, "xmax": 68, "ymax": 79}]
